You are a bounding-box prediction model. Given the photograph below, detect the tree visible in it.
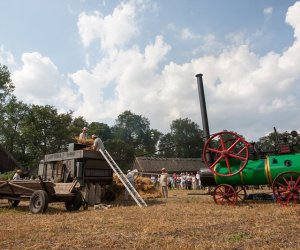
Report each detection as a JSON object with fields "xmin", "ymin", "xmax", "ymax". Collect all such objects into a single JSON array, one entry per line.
[
  {"xmin": 0, "ymin": 96, "xmax": 29, "ymax": 164},
  {"xmin": 69, "ymin": 116, "xmax": 88, "ymax": 139},
  {"xmin": 256, "ymin": 129, "xmax": 300, "ymax": 153},
  {"xmin": 0, "ymin": 64, "xmax": 14, "ymax": 104},
  {"xmin": 20, "ymin": 105, "xmax": 73, "ymax": 168},
  {"xmin": 159, "ymin": 118, "xmax": 204, "ymax": 158},
  {"xmin": 88, "ymin": 122, "xmax": 112, "ymax": 141},
  {"xmin": 105, "ymin": 139, "xmax": 135, "ymax": 170},
  {"xmin": 112, "ymin": 110, "xmax": 161, "ymax": 155}
]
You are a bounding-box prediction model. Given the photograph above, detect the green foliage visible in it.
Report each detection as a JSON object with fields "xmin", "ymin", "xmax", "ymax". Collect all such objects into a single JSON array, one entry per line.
[
  {"xmin": 105, "ymin": 139, "xmax": 135, "ymax": 170},
  {"xmin": 256, "ymin": 130, "xmax": 300, "ymax": 153},
  {"xmin": 159, "ymin": 118, "xmax": 204, "ymax": 158},
  {"xmin": 112, "ymin": 110, "xmax": 161, "ymax": 156},
  {"xmin": 88, "ymin": 122, "xmax": 112, "ymax": 141},
  {"xmin": 0, "ymin": 64, "xmax": 14, "ymax": 103},
  {"xmin": 0, "ymin": 170, "xmax": 15, "ymax": 180}
]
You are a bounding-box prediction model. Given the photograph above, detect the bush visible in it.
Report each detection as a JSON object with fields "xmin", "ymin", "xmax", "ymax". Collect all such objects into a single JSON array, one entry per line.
[{"xmin": 0, "ymin": 171, "xmax": 15, "ymax": 180}]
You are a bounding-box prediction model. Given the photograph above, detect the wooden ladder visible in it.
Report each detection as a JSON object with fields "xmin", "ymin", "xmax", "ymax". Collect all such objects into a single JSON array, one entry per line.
[{"xmin": 99, "ymin": 149, "xmax": 147, "ymax": 208}]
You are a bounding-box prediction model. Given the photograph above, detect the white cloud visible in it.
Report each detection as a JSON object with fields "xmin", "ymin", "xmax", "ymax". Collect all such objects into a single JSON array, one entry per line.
[
  {"xmin": 77, "ymin": 2, "xmax": 137, "ymax": 50},
  {"xmin": 180, "ymin": 28, "xmax": 200, "ymax": 40},
  {"xmin": 0, "ymin": 46, "xmax": 15, "ymax": 66},
  {"xmin": 12, "ymin": 52, "xmax": 79, "ymax": 111},
  {"xmin": 263, "ymin": 6, "xmax": 273, "ymax": 16},
  {"xmin": 286, "ymin": 1, "xmax": 300, "ymax": 39}
]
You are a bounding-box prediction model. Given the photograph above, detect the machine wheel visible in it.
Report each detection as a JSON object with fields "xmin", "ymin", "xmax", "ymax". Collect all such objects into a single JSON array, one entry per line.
[
  {"xmin": 272, "ymin": 171, "xmax": 300, "ymax": 206},
  {"xmin": 65, "ymin": 191, "xmax": 83, "ymax": 211},
  {"xmin": 8, "ymin": 199, "xmax": 20, "ymax": 207},
  {"xmin": 29, "ymin": 190, "xmax": 49, "ymax": 214},
  {"xmin": 104, "ymin": 189, "xmax": 116, "ymax": 202},
  {"xmin": 235, "ymin": 186, "xmax": 247, "ymax": 202},
  {"xmin": 203, "ymin": 131, "xmax": 249, "ymax": 177},
  {"xmin": 213, "ymin": 184, "xmax": 237, "ymax": 205}
]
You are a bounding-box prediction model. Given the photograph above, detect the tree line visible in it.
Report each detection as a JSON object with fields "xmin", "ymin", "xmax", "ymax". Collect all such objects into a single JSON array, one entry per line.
[{"xmin": 1, "ymin": 63, "xmax": 299, "ymax": 171}]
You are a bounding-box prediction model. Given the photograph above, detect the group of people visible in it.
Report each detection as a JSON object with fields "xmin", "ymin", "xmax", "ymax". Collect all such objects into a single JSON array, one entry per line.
[
  {"xmin": 151, "ymin": 171, "xmax": 202, "ymax": 190},
  {"xmin": 79, "ymin": 127, "xmax": 105, "ymax": 151}
]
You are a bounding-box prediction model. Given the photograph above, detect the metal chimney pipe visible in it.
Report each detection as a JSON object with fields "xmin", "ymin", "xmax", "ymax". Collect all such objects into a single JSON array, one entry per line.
[
  {"xmin": 195, "ymin": 74, "xmax": 212, "ymax": 164},
  {"xmin": 195, "ymin": 74, "xmax": 210, "ymax": 141}
]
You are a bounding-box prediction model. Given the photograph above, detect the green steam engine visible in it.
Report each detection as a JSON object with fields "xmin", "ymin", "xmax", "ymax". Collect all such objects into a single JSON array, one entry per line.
[{"xmin": 195, "ymin": 74, "xmax": 300, "ymax": 206}]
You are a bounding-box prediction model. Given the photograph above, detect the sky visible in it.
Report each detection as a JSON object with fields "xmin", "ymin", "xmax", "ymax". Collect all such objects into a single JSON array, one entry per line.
[{"xmin": 0, "ymin": 0, "xmax": 300, "ymax": 142}]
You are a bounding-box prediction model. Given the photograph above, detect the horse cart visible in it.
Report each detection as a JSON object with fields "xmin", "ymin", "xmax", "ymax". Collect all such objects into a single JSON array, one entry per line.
[{"xmin": 0, "ymin": 178, "xmax": 82, "ymax": 213}]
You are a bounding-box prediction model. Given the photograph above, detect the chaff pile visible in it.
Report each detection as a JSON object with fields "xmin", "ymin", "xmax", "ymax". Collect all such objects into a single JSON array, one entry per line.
[
  {"xmin": 73, "ymin": 136, "xmax": 94, "ymax": 148},
  {"xmin": 113, "ymin": 174, "xmax": 161, "ymax": 199}
]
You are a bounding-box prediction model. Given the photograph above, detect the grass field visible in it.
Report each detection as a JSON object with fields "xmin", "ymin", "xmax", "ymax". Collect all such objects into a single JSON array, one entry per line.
[{"xmin": 0, "ymin": 189, "xmax": 299, "ymax": 250}]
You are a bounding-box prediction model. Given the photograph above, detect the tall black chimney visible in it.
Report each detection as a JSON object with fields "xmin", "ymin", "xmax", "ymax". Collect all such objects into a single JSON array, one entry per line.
[{"xmin": 195, "ymin": 74, "xmax": 210, "ymax": 142}]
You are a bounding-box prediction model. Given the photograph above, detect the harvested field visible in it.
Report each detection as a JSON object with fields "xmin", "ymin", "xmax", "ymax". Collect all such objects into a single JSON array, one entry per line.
[{"xmin": 0, "ymin": 189, "xmax": 300, "ymax": 250}]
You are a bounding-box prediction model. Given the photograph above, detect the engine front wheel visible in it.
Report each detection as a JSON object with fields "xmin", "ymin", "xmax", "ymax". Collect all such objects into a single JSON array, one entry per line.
[{"xmin": 213, "ymin": 184, "xmax": 237, "ymax": 205}]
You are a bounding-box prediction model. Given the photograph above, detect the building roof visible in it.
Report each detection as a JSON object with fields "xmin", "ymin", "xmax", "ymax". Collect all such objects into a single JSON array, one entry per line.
[{"xmin": 132, "ymin": 157, "xmax": 205, "ymax": 174}]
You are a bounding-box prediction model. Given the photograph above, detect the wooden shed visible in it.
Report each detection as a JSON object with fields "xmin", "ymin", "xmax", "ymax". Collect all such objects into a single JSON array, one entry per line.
[
  {"xmin": 0, "ymin": 146, "xmax": 21, "ymax": 173},
  {"xmin": 132, "ymin": 157, "xmax": 205, "ymax": 175}
]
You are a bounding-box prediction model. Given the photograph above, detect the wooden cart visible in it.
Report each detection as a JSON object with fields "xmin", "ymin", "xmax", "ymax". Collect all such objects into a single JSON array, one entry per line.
[{"xmin": 0, "ymin": 178, "xmax": 82, "ymax": 213}]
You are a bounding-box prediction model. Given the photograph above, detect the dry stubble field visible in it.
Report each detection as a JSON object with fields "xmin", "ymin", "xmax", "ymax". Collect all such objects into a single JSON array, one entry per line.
[{"xmin": 0, "ymin": 189, "xmax": 299, "ymax": 250}]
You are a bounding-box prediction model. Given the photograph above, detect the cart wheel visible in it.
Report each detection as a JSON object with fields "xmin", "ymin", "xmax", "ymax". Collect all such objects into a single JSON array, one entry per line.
[
  {"xmin": 83, "ymin": 202, "xmax": 89, "ymax": 210},
  {"xmin": 65, "ymin": 191, "xmax": 83, "ymax": 211},
  {"xmin": 104, "ymin": 189, "xmax": 116, "ymax": 202},
  {"xmin": 29, "ymin": 190, "xmax": 49, "ymax": 214},
  {"xmin": 8, "ymin": 199, "xmax": 20, "ymax": 208},
  {"xmin": 213, "ymin": 184, "xmax": 237, "ymax": 205},
  {"xmin": 272, "ymin": 171, "xmax": 300, "ymax": 206},
  {"xmin": 235, "ymin": 186, "xmax": 247, "ymax": 202}
]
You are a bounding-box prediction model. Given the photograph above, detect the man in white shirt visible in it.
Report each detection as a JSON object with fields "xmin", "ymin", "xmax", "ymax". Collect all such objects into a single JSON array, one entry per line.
[
  {"xmin": 13, "ymin": 169, "xmax": 23, "ymax": 180},
  {"xmin": 160, "ymin": 168, "xmax": 169, "ymax": 198},
  {"xmin": 92, "ymin": 134, "xmax": 105, "ymax": 151},
  {"xmin": 79, "ymin": 127, "xmax": 88, "ymax": 140}
]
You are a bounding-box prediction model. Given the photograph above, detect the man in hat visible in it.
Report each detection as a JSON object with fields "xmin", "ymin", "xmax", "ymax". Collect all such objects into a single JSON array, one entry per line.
[
  {"xmin": 79, "ymin": 127, "xmax": 88, "ymax": 140},
  {"xmin": 160, "ymin": 168, "xmax": 169, "ymax": 198},
  {"xmin": 13, "ymin": 169, "xmax": 23, "ymax": 180},
  {"xmin": 92, "ymin": 134, "xmax": 105, "ymax": 151}
]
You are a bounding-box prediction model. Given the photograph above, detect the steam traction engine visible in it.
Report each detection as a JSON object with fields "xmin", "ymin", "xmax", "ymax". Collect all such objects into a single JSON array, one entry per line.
[
  {"xmin": 195, "ymin": 73, "xmax": 300, "ymax": 206},
  {"xmin": 200, "ymin": 130, "xmax": 300, "ymax": 206}
]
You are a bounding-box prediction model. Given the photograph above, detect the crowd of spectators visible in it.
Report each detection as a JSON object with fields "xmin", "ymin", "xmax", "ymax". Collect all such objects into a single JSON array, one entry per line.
[{"xmin": 151, "ymin": 171, "xmax": 203, "ymax": 190}]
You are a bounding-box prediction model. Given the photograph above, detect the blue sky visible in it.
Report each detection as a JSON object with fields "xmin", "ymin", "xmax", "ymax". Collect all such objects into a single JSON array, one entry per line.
[{"xmin": 0, "ymin": 0, "xmax": 300, "ymax": 141}]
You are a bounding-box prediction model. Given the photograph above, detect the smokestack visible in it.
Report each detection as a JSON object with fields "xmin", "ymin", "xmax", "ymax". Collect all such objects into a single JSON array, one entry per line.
[
  {"xmin": 195, "ymin": 74, "xmax": 210, "ymax": 141},
  {"xmin": 196, "ymin": 74, "xmax": 212, "ymax": 164}
]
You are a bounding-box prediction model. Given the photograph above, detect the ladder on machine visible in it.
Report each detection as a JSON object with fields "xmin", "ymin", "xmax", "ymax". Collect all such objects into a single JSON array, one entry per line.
[{"xmin": 99, "ymin": 148, "xmax": 147, "ymax": 208}]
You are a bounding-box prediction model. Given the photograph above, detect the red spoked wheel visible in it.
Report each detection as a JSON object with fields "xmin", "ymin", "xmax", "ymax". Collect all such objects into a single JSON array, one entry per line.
[
  {"xmin": 272, "ymin": 171, "xmax": 300, "ymax": 206},
  {"xmin": 235, "ymin": 186, "xmax": 247, "ymax": 202},
  {"xmin": 203, "ymin": 131, "xmax": 249, "ymax": 177},
  {"xmin": 213, "ymin": 184, "xmax": 237, "ymax": 205}
]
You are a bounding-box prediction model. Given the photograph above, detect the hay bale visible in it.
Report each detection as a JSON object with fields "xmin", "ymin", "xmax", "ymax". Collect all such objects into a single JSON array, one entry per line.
[
  {"xmin": 73, "ymin": 136, "xmax": 94, "ymax": 147},
  {"xmin": 113, "ymin": 174, "xmax": 161, "ymax": 199}
]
